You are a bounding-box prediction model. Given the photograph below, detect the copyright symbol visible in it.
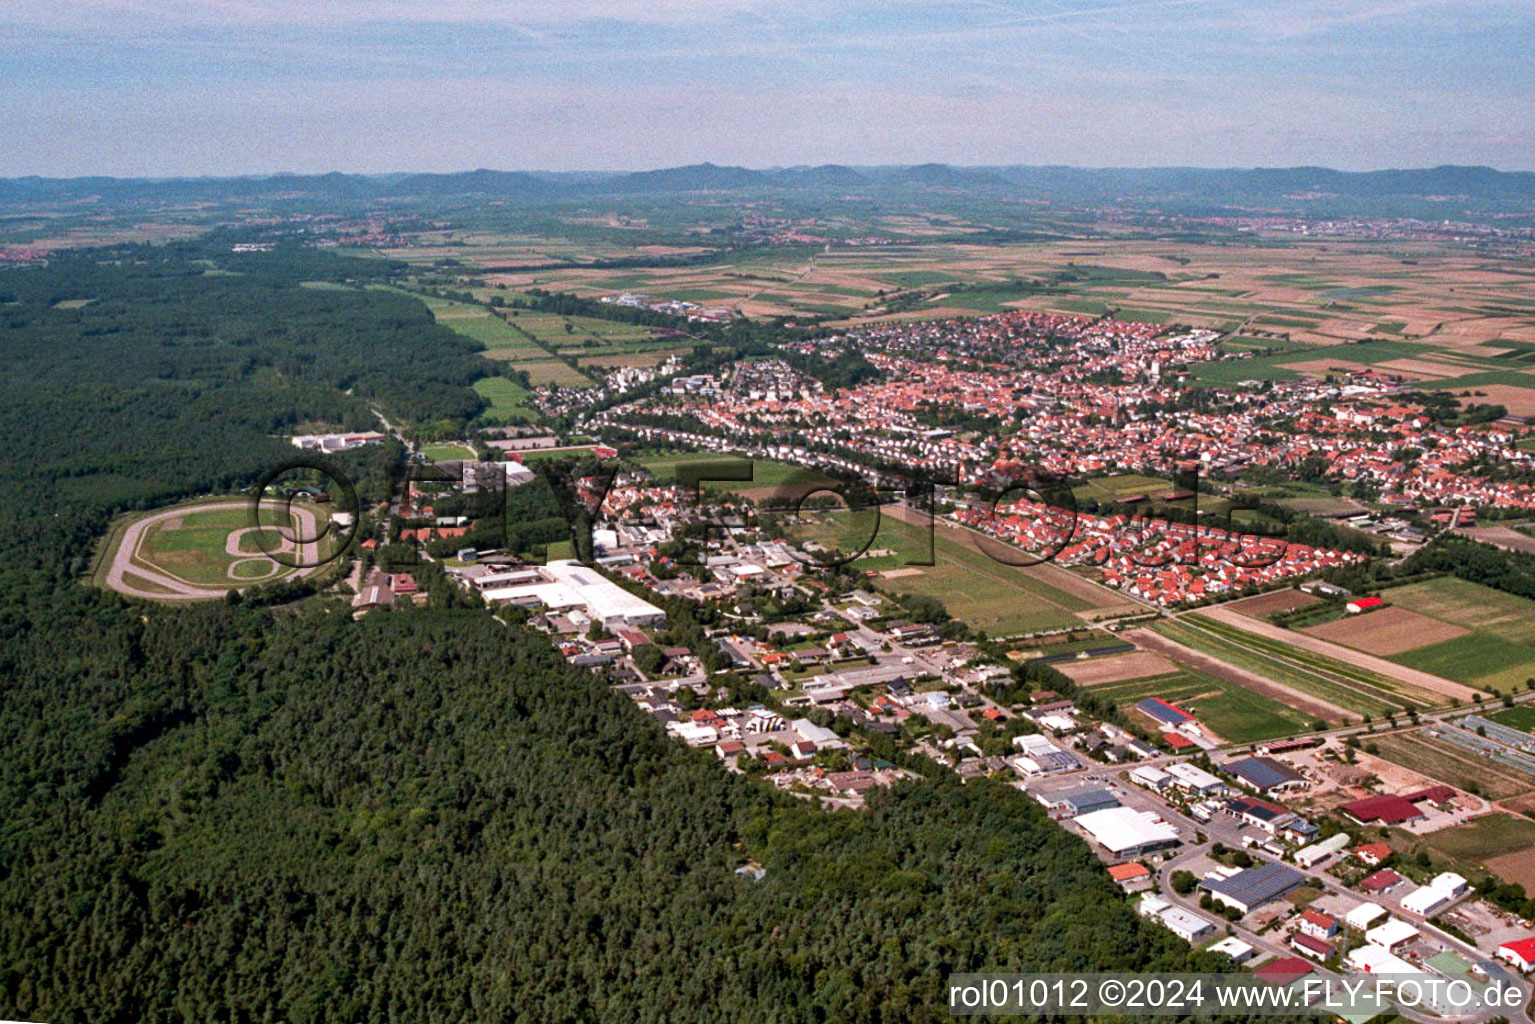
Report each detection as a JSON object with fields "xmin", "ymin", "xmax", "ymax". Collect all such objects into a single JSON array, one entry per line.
[{"xmin": 1099, "ymin": 979, "xmax": 1125, "ymax": 1007}]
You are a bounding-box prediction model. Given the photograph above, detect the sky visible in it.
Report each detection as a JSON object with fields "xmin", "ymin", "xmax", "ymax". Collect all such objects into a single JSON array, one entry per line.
[{"xmin": 2, "ymin": 0, "xmax": 1534, "ymax": 177}]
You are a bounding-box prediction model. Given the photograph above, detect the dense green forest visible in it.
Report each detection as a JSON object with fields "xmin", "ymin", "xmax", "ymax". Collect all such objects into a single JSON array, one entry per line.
[{"xmin": 0, "ymin": 242, "xmax": 1226, "ymax": 1022}]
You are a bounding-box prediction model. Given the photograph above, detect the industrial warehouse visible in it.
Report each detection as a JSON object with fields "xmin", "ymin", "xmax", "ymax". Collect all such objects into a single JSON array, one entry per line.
[{"xmin": 472, "ymin": 560, "xmax": 666, "ymax": 628}]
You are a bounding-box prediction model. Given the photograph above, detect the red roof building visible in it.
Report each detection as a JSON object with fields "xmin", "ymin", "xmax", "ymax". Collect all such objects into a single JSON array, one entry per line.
[
  {"xmin": 1353, "ymin": 842, "xmax": 1393, "ymax": 866},
  {"xmin": 1108, "ymin": 862, "xmax": 1152, "ymax": 883},
  {"xmin": 1255, "ymin": 958, "xmax": 1313, "ymax": 985},
  {"xmin": 1339, "ymin": 794, "xmax": 1425, "ymax": 826},
  {"xmin": 1498, "ymin": 936, "xmax": 1535, "ymax": 971},
  {"xmin": 1360, "ymin": 868, "xmax": 1406, "ymax": 893}
]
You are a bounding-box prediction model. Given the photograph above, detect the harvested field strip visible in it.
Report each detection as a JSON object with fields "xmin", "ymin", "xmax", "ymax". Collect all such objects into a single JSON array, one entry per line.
[
  {"xmin": 1185, "ymin": 613, "xmax": 1448, "ymax": 708},
  {"xmin": 1193, "ymin": 608, "xmax": 1479, "ymax": 703},
  {"xmin": 1151, "ymin": 618, "xmax": 1409, "ymax": 717}
]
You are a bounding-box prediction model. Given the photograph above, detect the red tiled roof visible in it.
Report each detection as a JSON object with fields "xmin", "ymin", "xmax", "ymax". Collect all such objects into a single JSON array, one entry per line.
[
  {"xmin": 1360, "ymin": 868, "xmax": 1405, "ymax": 892},
  {"xmin": 1340, "ymin": 794, "xmax": 1424, "ymax": 825}
]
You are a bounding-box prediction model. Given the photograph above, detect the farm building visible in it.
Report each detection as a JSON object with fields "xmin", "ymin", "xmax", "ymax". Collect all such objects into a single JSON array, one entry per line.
[
  {"xmin": 1346, "ymin": 596, "xmax": 1386, "ymax": 614},
  {"xmin": 1135, "ymin": 697, "xmax": 1193, "ymax": 726}
]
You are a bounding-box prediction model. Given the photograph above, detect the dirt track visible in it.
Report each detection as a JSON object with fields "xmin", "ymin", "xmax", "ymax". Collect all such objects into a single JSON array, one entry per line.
[
  {"xmin": 1196, "ymin": 606, "xmax": 1481, "ymax": 702},
  {"xmin": 104, "ymin": 501, "xmax": 323, "ymax": 601},
  {"xmin": 1127, "ymin": 627, "xmax": 1354, "ymax": 724}
]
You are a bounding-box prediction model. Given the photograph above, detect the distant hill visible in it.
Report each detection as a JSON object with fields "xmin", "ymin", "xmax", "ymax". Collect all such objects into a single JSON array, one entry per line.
[{"xmin": 3, "ymin": 162, "xmax": 1533, "ymax": 218}]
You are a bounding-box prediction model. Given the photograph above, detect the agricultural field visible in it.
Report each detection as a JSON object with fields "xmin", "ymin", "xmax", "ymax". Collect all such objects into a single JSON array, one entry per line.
[
  {"xmin": 1222, "ymin": 588, "xmax": 1320, "ymax": 619},
  {"xmin": 1303, "ymin": 606, "xmax": 1469, "ymax": 657},
  {"xmin": 1386, "ymin": 813, "xmax": 1535, "ymax": 890},
  {"xmin": 1490, "ymin": 707, "xmax": 1535, "ymax": 734},
  {"xmin": 1379, "ymin": 578, "xmax": 1535, "ymax": 692},
  {"xmin": 1151, "ymin": 615, "xmax": 1432, "ymax": 717},
  {"xmin": 783, "ymin": 510, "xmax": 1112, "ymax": 637},
  {"xmin": 502, "ymin": 310, "xmax": 683, "ymax": 359},
  {"xmin": 1058, "ymin": 651, "xmax": 1180, "ymax": 686},
  {"xmin": 638, "ymin": 452, "xmax": 838, "ymax": 500},
  {"xmin": 415, "ymin": 294, "xmax": 535, "ymax": 350},
  {"xmin": 507, "ymin": 358, "xmax": 596, "ymax": 387},
  {"xmin": 419, "ymin": 442, "xmax": 477, "ymax": 461},
  {"xmin": 1368, "ymin": 730, "xmax": 1535, "ymax": 800},
  {"xmin": 432, "ymin": 236, "xmax": 1535, "ymax": 373},
  {"xmin": 473, "ymin": 376, "xmax": 538, "ymax": 424},
  {"xmin": 1088, "ymin": 667, "xmax": 1316, "ymax": 743},
  {"xmin": 1071, "ymin": 473, "xmax": 1174, "ymax": 503}
]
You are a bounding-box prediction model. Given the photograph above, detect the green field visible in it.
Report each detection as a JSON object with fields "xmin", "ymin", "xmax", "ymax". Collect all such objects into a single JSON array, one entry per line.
[
  {"xmin": 1072, "ymin": 473, "xmax": 1173, "ymax": 502},
  {"xmin": 1422, "ymin": 814, "xmax": 1535, "ymax": 867},
  {"xmin": 419, "ymin": 442, "xmax": 477, "ymax": 461},
  {"xmin": 1384, "ymin": 578, "xmax": 1535, "ymax": 691},
  {"xmin": 1392, "ymin": 634, "xmax": 1535, "ymax": 691},
  {"xmin": 418, "ymin": 295, "xmax": 531, "ymax": 349},
  {"xmin": 473, "ymin": 376, "xmax": 538, "ymax": 423},
  {"xmin": 785, "ymin": 510, "xmax": 1092, "ymax": 637},
  {"xmin": 1091, "ymin": 669, "xmax": 1315, "ymax": 743},
  {"xmin": 509, "ymin": 359, "xmax": 595, "ymax": 387},
  {"xmin": 1491, "ymin": 707, "xmax": 1535, "ymax": 733},
  {"xmin": 639, "ymin": 453, "xmax": 837, "ymax": 497}
]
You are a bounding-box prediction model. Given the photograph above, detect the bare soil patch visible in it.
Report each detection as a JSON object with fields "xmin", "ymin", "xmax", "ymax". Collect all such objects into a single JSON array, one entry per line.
[
  {"xmin": 1484, "ymin": 849, "xmax": 1535, "ymax": 891},
  {"xmin": 1224, "ymin": 589, "xmax": 1319, "ymax": 618},
  {"xmin": 1059, "ymin": 651, "xmax": 1179, "ymax": 686},
  {"xmin": 1459, "ymin": 525, "xmax": 1535, "ymax": 555},
  {"xmin": 1304, "ymin": 607, "xmax": 1468, "ymax": 656}
]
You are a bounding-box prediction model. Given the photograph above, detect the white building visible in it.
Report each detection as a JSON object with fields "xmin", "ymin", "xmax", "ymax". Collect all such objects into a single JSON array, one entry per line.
[
  {"xmin": 481, "ymin": 559, "xmax": 666, "ymax": 627},
  {"xmin": 1402, "ymin": 884, "xmax": 1452, "ymax": 917},
  {"xmin": 1165, "ymin": 762, "xmax": 1226, "ymax": 795},
  {"xmin": 1207, "ymin": 937, "xmax": 1254, "ymax": 963},
  {"xmin": 1348, "ymin": 944, "xmax": 1417, "ymax": 975},
  {"xmin": 1130, "ymin": 765, "xmax": 1171, "ymax": 790},
  {"xmin": 1073, "ymin": 807, "xmax": 1180, "ymax": 857},
  {"xmin": 1157, "ymin": 908, "xmax": 1214, "ymax": 943},
  {"xmin": 1367, "ymin": 918, "xmax": 1420, "ymax": 950},
  {"xmin": 1345, "ymin": 902, "xmax": 1388, "ymax": 931},
  {"xmin": 1295, "ymin": 832, "xmax": 1351, "ymax": 868}
]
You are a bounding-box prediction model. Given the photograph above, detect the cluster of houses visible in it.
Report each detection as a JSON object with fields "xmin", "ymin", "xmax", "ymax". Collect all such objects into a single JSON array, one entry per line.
[
  {"xmin": 588, "ymin": 308, "xmax": 1534, "ymax": 610},
  {"xmin": 954, "ymin": 499, "xmax": 1366, "ymax": 607}
]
